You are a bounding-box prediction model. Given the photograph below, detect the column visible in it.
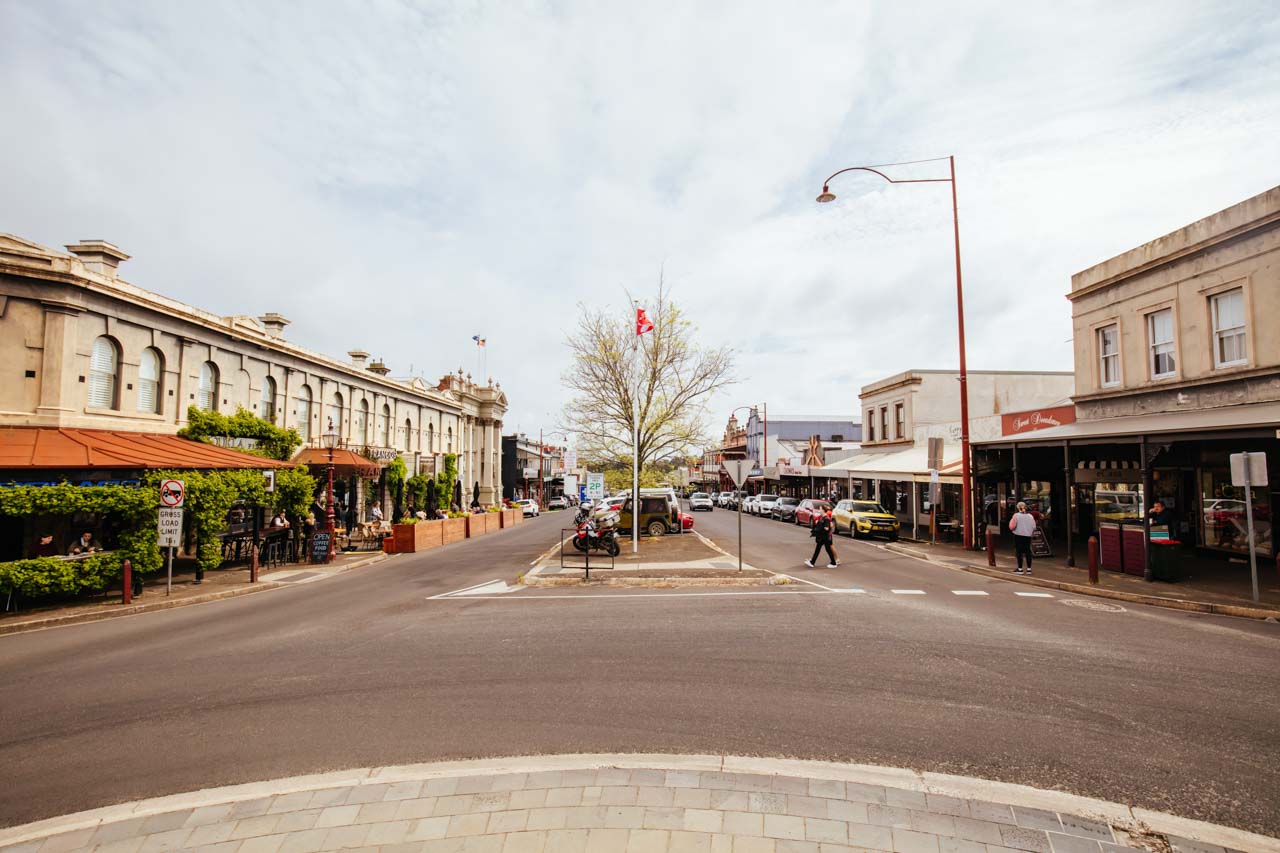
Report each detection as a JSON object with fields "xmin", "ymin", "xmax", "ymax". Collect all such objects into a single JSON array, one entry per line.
[{"xmin": 35, "ymin": 301, "xmax": 81, "ymax": 423}]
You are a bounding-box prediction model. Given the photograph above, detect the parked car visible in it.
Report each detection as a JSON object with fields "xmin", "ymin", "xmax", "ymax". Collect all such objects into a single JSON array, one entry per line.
[
  {"xmin": 731, "ymin": 490, "xmax": 747, "ymax": 509},
  {"xmin": 772, "ymin": 496, "xmax": 800, "ymax": 521},
  {"xmin": 679, "ymin": 511, "xmax": 695, "ymax": 531},
  {"xmin": 794, "ymin": 499, "xmax": 832, "ymax": 527},
  {"xmin": 689, "ymin": 492, "xmax": 714, "ymax": 511},
  {"xmin": 832, "ymin": 499, "xmax": 899, "ymax": 540},
  {"xmin": 743, "ymin": 495, "xmax": 760, "ymax": 515},
  {"xmin": 619, "ymin": 494, "xmax": 680, "ymax": 536},
  {"xmin": 717, "ymin": 491, "xmax": 733, "ymax": 507},
  {"xmin": 548, "ymin": 496, "xmax": 568, "ymax": 510},
  {"xmin": 516, "ymin": 499, "xmax": 540, "ymax": 518},
  {"xmin": 755, "ymin": 494, "xmax": 780, "ymax": 517}
]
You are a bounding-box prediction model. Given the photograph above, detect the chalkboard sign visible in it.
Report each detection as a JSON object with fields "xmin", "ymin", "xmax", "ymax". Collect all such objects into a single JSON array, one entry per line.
[
  {"xmin": 1031, "ymin": 526, "xmax": 1052, "ymax": 558},
  {"xmin": 310, "ymin": 532, "xmax": 332, "ymax": 563}
]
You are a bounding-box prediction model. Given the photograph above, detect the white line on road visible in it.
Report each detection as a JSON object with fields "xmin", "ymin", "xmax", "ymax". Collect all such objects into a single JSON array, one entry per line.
[
  {"xmin": 1015, "ymin": 592, "xmax": 1055, "ymax": 598},
  {"xmin": 952, "ymin": 590, "xmax": 989, "ymax": 596},
  {"xmin": 429, "ymin": 579, "xmax": 514, "ymax": 599},
  {"xmin": 780, "ymin": 572, "xmax": 840, "ymax": 592},
  {"xmin": 891, "ymin": 589, "xmax": 926, "ymax": 595},
  {"xmin": 428, "ymin": 589, "xmax": 839, "ymax": 601}
]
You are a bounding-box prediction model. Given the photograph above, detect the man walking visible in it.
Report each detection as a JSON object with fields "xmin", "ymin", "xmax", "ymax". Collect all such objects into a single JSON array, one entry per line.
[
  {"xmin": 805, "ymin": 507, "xmax": 839, "ymax": 568},
  {"xmin": 1009, "ymin": 501, "xmax": 1036, "ymax": 574}
]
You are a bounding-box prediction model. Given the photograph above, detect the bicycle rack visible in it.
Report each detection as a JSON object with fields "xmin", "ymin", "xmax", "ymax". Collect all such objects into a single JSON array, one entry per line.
[{"xmin": 559, "ymin": 528, "xmax": 616, "ymax": 579}]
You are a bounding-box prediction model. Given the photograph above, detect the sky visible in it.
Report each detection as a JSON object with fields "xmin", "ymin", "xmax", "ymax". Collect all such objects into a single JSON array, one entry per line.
[{"xmin": 2, "ymin": 0, "xmax": 1278, "ymax": 448}]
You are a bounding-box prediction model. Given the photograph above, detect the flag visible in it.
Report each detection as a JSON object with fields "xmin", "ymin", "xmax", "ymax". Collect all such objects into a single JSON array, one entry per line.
[
  {"xmin": 471, "ymin": 335, "xmax": 486, "ymax": 347},
  {"xmin": 636, "ymin": 308, "xmax": 654, "ymax": 336}
]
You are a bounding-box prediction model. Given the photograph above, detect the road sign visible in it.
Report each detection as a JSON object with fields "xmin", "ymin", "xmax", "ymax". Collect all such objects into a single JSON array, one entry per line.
[
  {"xmin": 263, "ymin": 470, "xmax": 276, "ymax": 493},
  {"xmin": 158, "ymin": 507, "xmax": 183, "ymax": 548},
  {"xmin": 586, "ymin": 472, "xmax": 605, "ymax": 501},
  {"xmin": 564, "ymin": 450, "xmax": 578, "ymax": 472},
  {"xmin": 159, "ymin": 479, "xmax": 185, "ymax": 508},
  {"xmin": 1230, "ymin": 452, "xmax": 1268, "ymax": 487},
  {"xmin": 724, "ymin": 459, "xmax": 753, "ymax": 487}
]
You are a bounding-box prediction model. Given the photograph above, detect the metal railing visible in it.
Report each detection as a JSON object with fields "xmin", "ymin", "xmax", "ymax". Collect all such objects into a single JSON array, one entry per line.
[{"xmin": 559, "ymin": 529, "xmax": 615, "ymax": 578}]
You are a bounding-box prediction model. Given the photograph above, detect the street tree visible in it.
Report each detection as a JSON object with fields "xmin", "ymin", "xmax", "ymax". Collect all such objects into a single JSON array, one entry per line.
[{"xmin": 562, "ymin": 281, "xmax": 734, "ymax": 469}]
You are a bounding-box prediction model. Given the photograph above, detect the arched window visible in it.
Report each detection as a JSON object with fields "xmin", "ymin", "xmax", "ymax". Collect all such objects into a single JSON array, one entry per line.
[
  {"xmin": 137, "ymin": 347, "xmax": 162, "ymax": 414},
  {"xmin": 403, "ymin": 418, "xmax": 412, "ymax": 451},
  {"xmin": 259, "ymin": 376, "xmax": 277, "ymax": 423},
  {"xmin": 328, "ymin": 392, "xmax": 344, "ymax": 439},
  {"xmin": 428, "ymin": 423, "xmax": 435, "ymax": 453},
  {"xmin": 88, "ymin": 336, "xmax": 120, "ymax": 409},
  {"xmin": 198, "ymin": 361, "xmax": 219, "ymax": 411},
  {"xmin": 296, "ymin": 385, "xmax": 313, "ymax": 442},
  {"xmin": 447, "ymin": 426, "xmax": 453, "ymax": 453},
  {"xmin": 356, "ymin": 399, "xmax": 370, "ymax": 444},
  {"xmin": 380, "ymin": 404, "xmax": 391, "ymax": 446}
]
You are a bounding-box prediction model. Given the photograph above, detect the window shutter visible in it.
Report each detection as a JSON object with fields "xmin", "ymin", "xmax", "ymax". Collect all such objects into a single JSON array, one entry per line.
[{"xmin": 88, "ymin": 339, "xmax": 117, "ymax": 408}]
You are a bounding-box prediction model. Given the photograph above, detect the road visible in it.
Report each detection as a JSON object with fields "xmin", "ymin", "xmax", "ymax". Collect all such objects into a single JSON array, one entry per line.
[{"xmin": 2, "ymin": 507, "xmax": 1278, "ymax": 836}]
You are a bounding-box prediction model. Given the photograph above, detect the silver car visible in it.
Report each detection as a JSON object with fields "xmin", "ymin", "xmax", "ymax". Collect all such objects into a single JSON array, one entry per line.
[
  {"xmin": 755, "ymin": 494, "xmax": 780, "ymax": 517},
  {"xmin": 689, "ymin": 492, "xmax": 714, "ymax": 511}
]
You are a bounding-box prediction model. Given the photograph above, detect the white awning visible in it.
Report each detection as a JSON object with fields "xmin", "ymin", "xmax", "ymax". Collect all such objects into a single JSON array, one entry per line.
[
  {"xmin": 814, "ymin": 445, "xmax": 963, "ymax": 483},
  {"xmin": 974, "ymin": 401, "xmax": 1280, "ymax": 446}
]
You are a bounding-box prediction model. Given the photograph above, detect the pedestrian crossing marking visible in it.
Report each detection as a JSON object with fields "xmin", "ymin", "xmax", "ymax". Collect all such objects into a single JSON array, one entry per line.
[
  {"xmin": 952, "ymin": 590, "xmax": 989, "ymax": 596},
  {"xmin": 891, "ymin": 589, "xmax": 926, "ymax": 595},
  {"xmin": 1015, "ymin": 591, "xmax": 1054, "ymax": 598}
]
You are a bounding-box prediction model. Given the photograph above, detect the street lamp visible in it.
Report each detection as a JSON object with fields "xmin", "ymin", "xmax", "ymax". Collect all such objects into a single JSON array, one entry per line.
[
  {"xmin": 321, "ymin": 422, "xmax": 340, "ymax": 562},
  {"xmin": 816, "ymin": 156, "xmax": 974, "ymax": 548},
  {"xmin": 540, "ymin": 428, "xmax": 571, "ymax": 508}
]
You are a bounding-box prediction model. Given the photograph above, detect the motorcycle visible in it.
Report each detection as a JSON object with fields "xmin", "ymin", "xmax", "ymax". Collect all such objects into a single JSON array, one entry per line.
[{"xmin": 573, "ymin": 509, "xmax": 621, "ymax": 556}]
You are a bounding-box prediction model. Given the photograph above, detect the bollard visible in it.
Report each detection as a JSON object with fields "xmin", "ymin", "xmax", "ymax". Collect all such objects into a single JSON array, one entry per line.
[
  {"xmin": 1088, "ymin": 535, "xmax": 1099, "ymax": 585},
  {"xmin": 122, "ymin": 559, "xmax": 132, "ymax": 605},
  {"xmin": 985, "ymin": 526, "xmax": 997, "ymax": 567}
]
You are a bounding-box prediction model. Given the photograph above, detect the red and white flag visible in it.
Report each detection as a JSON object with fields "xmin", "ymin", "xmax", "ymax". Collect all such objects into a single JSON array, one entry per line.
[{"xmin": 636, "ymin": 308, "xmax": 654, "ymax": 336}]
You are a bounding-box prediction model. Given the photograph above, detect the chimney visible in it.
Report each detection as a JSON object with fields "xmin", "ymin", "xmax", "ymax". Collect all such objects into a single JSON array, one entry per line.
[
  {"xmin": 258, "ymin": 313, "xmax": 291, "ymax": 338},
  {"xmin": 367, "ymin": 358, "xmax": 390, "ymax": 376},
  {"xmin": 65, "ymin": 240, "xmax": 130, "ymax": 279},
  {"xmin": 348, "ymin": 350, "xmax": 369, "ymax": 369}
]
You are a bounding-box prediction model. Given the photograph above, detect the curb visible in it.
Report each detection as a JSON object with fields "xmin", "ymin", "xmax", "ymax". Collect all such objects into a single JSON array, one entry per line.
[
  {"xmin": 0, "ymin": 553, "xmax": 391, "ymax": 638},
  {"xmin": 883, "ymin": 542, "xmax": 1280, "ymax": 620},
  {"xmin": 0, "ymin": 753, "xmax": 1274, "ymax": 853}
]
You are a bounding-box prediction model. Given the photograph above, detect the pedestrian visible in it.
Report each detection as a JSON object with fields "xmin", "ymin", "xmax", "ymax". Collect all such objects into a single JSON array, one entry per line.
[
  {"xmin": 370, "ymin": 500, "xmax": 383, "ymax": 523},
  {"xmin": 33, "ymin": 533, "xmax": 58, "ymax": 557},
  {"xmin": 805, "ymin": 507, "xmax": 839, "ymax": 568},
  {"xmin": 67, "ymin": 530, "xmax": 101, "ymax": 555},
  {"xmin": 1008, "ymin": 500, "xmax": 1036, "ymax": 574}
]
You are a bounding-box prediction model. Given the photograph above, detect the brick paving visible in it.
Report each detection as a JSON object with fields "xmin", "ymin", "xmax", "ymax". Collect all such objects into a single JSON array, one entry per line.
[{"xmin": 1, "ymin": 761, "xmax": 1261, "ymax": 853}]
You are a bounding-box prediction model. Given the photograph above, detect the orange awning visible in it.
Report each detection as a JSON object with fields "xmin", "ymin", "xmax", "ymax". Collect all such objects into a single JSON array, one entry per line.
[
  {"xmin": 291, "ymin": 447, "xmax": 381, "ymax": 478},
  {"xmin": 0, "ymin": 428, "xmax": 280, "ymax": 471}
]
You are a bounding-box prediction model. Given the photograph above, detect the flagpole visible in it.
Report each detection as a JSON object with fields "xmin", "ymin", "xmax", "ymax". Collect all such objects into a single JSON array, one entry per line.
[{"xmin": 632, "ymin": 305, "xmax": 640, "ymax": 555}]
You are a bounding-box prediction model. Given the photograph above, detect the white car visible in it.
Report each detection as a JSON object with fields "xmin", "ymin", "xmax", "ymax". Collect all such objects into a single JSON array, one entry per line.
[
  {"xmin": 516, "ymin": 499, "xmax": 540, "ymax": 517},
  {"xmin": 743, "ymin": 495, "xmax": 760, "ymax": 515},
  {"xmin": 717, "ymin": 491, "xmax": 732, "ymax": 507},
  {"xmin": 548, "ymin": 496, "xmax": 568, "ymax": 510},
  {"xmin": 756, "ymin": 494, "xmax": 780, "ymax": 517},
  {"xmin": 688, "ymin": 492, "xmax": 714, "ymax": 512}
]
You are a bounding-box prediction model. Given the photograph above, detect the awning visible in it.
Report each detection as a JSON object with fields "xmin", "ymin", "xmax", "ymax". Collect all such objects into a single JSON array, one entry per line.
[
  {"xmin": 292, "ymin": 447, "xmax": 381, "ymax": 478},
  {"xmin": 973, "ymin": 400, "xmax": 1280, "ymax": 447},
  {"xmin": 815, "ymin": 445, "xmax": 964, "ymax": 484},
  {"xmin": 0, "ymin": 427, "xmax": 279, "ymax": 470}
]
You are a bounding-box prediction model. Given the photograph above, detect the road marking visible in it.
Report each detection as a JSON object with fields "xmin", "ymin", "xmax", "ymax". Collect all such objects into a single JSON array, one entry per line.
[
  {"xmin": 780, "ymin": 573, "xmax": 840, "ymax": 592},
  {"xmin": 891, "ymin": 589, "xmax": 926, "ymax": 595},
  {"xmin": 429, "ymin": 579, "xmax": 522, "ymax": 599},
  {"xmin": 951, "ymin": 590, "xmax": 989, "ymax": 596},
  {"xmin": 1015, "ymin": 591, "xmax": 1054, "ymax": 598},
  {"xmin": 430, "ymin": 589, "xmax": 837, "ymax": 601}
]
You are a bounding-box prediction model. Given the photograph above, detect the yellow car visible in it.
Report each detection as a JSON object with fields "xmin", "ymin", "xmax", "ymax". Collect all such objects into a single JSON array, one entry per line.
[{"xmin": 833, "ymin": 499, "xmax": 901, "ymax": 541}]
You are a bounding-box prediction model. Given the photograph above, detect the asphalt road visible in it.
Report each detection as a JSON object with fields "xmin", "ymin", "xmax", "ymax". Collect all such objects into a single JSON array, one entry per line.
[{"xmin": 2, "ymin": 507, "xmax": 1279, "ymax": 837}]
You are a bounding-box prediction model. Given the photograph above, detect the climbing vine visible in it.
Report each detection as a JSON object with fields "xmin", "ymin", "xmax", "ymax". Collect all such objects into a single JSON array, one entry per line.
[{"xmin": 178, "ymin": 406, "xmax": 303, "ymax": 461}]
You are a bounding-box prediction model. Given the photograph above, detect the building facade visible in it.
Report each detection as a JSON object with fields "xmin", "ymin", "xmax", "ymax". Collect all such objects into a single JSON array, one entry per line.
[
  {"xmin": 973, "ymin": 184, "xmax": 1280, "ymax": 573},
  {"xmin": 0, "ymin": 234, "xmax": 507, "ymax": 504}
]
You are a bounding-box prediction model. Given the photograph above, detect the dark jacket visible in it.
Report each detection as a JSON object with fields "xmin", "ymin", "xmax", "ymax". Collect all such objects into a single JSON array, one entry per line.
[{"xmin": 812, "ymin": 515, "xmax": 834, "ymax": 543}]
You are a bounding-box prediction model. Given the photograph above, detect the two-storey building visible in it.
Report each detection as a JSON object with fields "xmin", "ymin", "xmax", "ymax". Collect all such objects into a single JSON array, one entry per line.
[{"xmin": 973, "ymin": 184, "xmax": 1280, "ymax": 575}]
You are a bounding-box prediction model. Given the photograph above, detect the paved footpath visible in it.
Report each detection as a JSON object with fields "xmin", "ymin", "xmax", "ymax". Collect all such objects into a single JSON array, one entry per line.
[{"xmin": 2, "ymin": 756, "xmax": 1274, "ymax": 853}]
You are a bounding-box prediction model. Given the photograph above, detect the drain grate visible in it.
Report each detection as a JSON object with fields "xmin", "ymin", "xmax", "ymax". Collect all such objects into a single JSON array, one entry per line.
[{"xmin": 1062, "ymin": 598, "xmax": 1126, "ymax": 613}]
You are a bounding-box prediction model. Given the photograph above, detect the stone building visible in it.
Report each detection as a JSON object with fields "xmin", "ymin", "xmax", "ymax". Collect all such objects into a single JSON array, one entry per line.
[{"xmin": 0, "ymin": 234, "xmax": 507, "ymax": 505}]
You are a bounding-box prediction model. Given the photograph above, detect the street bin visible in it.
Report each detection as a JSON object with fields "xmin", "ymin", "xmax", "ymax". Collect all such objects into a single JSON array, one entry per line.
[{"xmin": 1149, "ymin": 539, "xmax": 1184, "ymax": 582}]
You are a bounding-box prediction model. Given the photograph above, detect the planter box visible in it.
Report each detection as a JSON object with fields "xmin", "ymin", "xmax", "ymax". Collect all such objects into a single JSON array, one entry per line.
[
  {"xmin": 513, "ymin": 509, "xmax": 524, "ymax": 525},
  {"xmin": 500, "ymin": 508, "xmax": 518, "ymax": 528},
  {"xmin": 442, "ymin": 517, "xmax": 467, "ymax": 544},
  {"xmin": 392, "ymin": 521, "xmax": 444, "ymax": 553},
  {"xmin": 467, "ymin": 513, "xmax": 493, "ymax": 537}
]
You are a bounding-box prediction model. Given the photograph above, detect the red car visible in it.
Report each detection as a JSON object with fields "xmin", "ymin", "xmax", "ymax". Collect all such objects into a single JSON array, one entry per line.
[
  {"xmin": 679, "ymin": 511, "xmax": 695, "ymax": 531},
  {"xmin": 794, "ymin": 499, "xmax": 832, "ymax": 527}
]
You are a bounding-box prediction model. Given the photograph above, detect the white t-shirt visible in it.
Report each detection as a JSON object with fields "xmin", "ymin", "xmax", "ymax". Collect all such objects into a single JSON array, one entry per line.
[{"xmin": 1010, "ymin": 512, "xmax": 1037, "ymax": 536}]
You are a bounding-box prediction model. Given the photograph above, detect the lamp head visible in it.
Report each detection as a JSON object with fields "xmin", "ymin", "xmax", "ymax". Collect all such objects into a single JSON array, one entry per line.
[
  {"xmin": 815, "ymin": 187, "xmax": 836, "ymax": 203},
  {"xmin": 322, "ymin": 426, "xmax": 340, "ymax": 450}
]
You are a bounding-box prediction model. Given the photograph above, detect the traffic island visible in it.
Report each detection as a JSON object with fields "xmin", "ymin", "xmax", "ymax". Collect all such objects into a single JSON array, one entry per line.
[
  {"xmin": 524, "ymin": 529, "xmax": 775, "ymax": 586},
  {"xmin": 2, "ymin": 754, "xmax": 1272, "ymax": 853}
]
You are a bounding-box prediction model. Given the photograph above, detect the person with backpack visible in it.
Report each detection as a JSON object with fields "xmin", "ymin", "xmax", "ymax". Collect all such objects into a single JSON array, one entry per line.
[
  {"xmin": 1009, "ymin": 500, "xmax": 1037, "ymax": 574},
  {"xmin": 805, "ymin": 507, "xmax": 839, "ymax": 568}
]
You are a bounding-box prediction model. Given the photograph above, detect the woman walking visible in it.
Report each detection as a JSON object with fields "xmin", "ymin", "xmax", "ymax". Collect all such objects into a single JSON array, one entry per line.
[
  {"xmin": 805, "ymin": 507, "xmax": 839, "ymax": 568},
  {"xmin": 1009, "ymin": 501, "xmax": 1037, "ymax": 574}
]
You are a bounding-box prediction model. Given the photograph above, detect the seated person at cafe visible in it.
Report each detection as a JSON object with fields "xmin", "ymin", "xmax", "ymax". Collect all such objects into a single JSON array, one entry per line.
[
  {"xmin": 33, "ymin": 533, "xmax": 58, "ymax": 557},
  {"xmin": 1147, "ymin": 500, "xmax": 1172, "ymax": 527},
  {"xmin": 370, "ymin": 501, "xmax": 383, "ymax": 523},
  {"xmin": 435, "ymin": 508, "xmax": 448, "ymax": 519},
  {"xmin": 414, "ymin": 508, "xmax": 429, "ymax": 520},
  {"xmin": 68, "ymin": 530, "xmax": 102, "ymax": 555},
  {"xmin": 270, "ymin": 511, "xmax": 290, "ymax": 528}
]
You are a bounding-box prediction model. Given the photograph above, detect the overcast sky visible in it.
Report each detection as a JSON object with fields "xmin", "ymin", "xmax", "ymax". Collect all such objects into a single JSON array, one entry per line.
[{"xmin": 3, "ymin": 1, "xmax": 1278, "ymax": 445}]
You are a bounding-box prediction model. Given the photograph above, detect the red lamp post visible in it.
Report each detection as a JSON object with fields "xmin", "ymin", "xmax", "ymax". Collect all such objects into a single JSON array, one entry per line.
[
  {"xmin": 816, "ymin": 156, "xmax": 974, "ymax": 548},
  {"xmin": 321, "ymin": 422, "xmax": 340, "ymax": 562}
]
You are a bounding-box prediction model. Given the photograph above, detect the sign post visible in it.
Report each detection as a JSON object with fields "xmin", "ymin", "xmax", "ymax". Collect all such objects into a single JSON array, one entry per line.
[
  {"xmin": 725, "ymin": 459, "xmax": 754, "ymax": 572},
  {"xmin": 586, "ymin": 472, "xmax": 605, "ymax": 502},
  {"xmin": 158, "ymin": 480, "xmax": 185, "ymax": 595},
  {"xmin": 1230, "ymin": 451, "xmax": 1268, "ymax": 603}
]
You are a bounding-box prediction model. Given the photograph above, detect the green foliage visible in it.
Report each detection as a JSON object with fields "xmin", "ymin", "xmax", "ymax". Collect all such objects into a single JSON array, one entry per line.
[
  {"xmin": 178, "ymin": 406, "xmax": 302, "ymax": 461},
  {"xmin": 437, "ymin": 453, "xmax": 458, "ymax": 508},
  {"xmin": 405, "ymin": 474, "xmax": 433, "ymax": 507},
  {"xmin": 0, "ymin": 553, "xmax": 125, "ymax": 598},
  {"xmin": 385, "ymin": 457, "xmax": 407, "ymax": 504},
  {"xmin": 271, "ymin": 466, "xmax": 317, "ymax": 521},
  {"xmin": 603, "ymin": 466, "xmax": 666, "ymax": 492}
]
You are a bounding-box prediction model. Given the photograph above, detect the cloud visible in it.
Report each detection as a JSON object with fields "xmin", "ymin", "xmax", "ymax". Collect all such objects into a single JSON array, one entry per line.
[{"xmin": 1, "ymin": 0, "xmax": 1277, "ymax": 442}]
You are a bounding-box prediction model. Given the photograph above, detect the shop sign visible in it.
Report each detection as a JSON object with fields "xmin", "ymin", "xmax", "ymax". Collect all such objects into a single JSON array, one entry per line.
[
  {"xmin": 1001, "ymin": 405, "xmax": 1076, "ymax": 436},
  {"xmin": 361, "ymin": 446, "xmax": 400, "ymax": 462},
  {"xmin": 522, "ymin": 467, "xmax": 538, "ymax": 479},
  {"xmin": 209, "ymin": 436, "xmax": 259, "ymax": 450},
  {"xmin": 778, "ymin": 463, "xmax": 809, "ymax": 477}
]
